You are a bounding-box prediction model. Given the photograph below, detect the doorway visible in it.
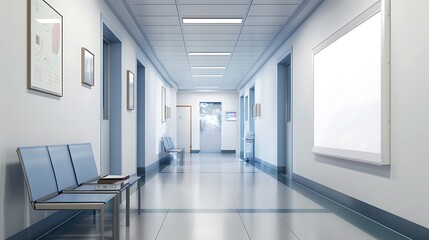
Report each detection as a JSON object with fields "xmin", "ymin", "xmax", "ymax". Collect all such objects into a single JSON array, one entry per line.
[
  {"xmin": 136, "ymin": 61, "xmax": 145, "ymax": 174},
  {"xmin": 177, "ymin": 105, "xmax": 192, "ymax": 153},
  {"xmin": 249, "ymin": 86, "xmax": 255, "ymax": 133},
  {"xmin": 101, "ymin": 24, "xmax": 122, "ymax": 175},
  {"xmin": 199, "ymin": 102, "xmax": 222, "ymax": 153},
  {"xmin": 239, "ymin": 95, "xmax": 244, "ymax": 159},
  {"xmin": 278, "ymin": 53, "xmax": 293, "ymax": 177}
]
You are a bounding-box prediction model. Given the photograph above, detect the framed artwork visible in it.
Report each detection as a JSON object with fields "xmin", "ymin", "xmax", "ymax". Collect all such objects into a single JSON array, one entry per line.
[
  {"xmin": 225, "ymin": 112, "xmax": 237, "ymax": 121},
  {"xmin": 165, "ymin": 106, "xmax": 171, "ymax": 118},
  {"xmin": 127, "ymin": 70, "xmax": 134, "ymax": 110},
  {"xmin": 28, "ymin": 0, "xmax": 63, "ymax": 97},
  {"xmin": 81, "ymin": 48, "xmax": 94, "ymax": 86},
  {"xmin": 161, "ymin": 86, "xmax": 166, "ymax": 122}
]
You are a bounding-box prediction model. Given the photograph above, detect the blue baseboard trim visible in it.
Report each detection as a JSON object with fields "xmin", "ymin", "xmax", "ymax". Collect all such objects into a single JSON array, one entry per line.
[
  {"xmin": 277, "ymin": 166, "xmax": 286, "ymax": 174},
  {"xmin": 191, "ymin": 150, "xmax": 200, "ymax": 153},
  {"xmin": 292, "ymin": 173, "xmax": 429, "ymax": 240},
  {"xmin": 6, "ymin": 210, "xmax": 81, "ymax": 240},
  {"xmin": 254, "ymin": 157, "xmax": 284, "ymax": 174},
  {"xmin": 221, "ymin": 150, "xmax": 236, "ymax": 154},
  {"xmin": 144, "ymin": 155, "xmax": 171, "ymax": 175}
]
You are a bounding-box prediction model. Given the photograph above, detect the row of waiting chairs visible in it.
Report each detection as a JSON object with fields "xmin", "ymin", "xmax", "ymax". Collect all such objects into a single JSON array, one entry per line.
[
  {"xmin": 162, "ymin": 136, "xmax": 185, "ymax": 161},
  {"xmin": 17, "ymin": 143, "xmax": 141, "ymax": 239}
]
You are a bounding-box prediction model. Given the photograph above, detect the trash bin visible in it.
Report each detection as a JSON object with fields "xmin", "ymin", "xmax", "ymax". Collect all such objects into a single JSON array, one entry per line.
[{"xmin": 244, "ymin": 132, "xmax": 255, "ymax": 162}]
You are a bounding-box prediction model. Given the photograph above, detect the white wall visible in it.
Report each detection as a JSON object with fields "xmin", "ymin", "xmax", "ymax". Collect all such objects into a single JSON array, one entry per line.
[
  {"xmin": 177, "ymin": 92, "xmax": 239, "ymax": 152},
  {"xmin": 0, "ymin": 0, "xmax": 175, "ymax": 238},
  {"xmin": 240, "ymin": 0, "xmax": 429, "ymax": 228}
]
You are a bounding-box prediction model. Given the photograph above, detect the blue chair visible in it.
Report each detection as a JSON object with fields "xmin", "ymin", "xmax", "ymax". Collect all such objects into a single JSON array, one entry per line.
[
  {"xmin": 17, "ymin": 146, "xmax": 117, "ymax": 239},
  {"xmin": 67, "ymin": 143, "xmax": 141, "ymax": 226}
]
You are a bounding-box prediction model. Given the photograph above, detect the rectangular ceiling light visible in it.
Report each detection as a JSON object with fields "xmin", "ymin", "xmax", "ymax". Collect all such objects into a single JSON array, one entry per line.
[
  {"xmin": 191, "ymin": 66, "xmax": 226, "ymax": 69},
  {"xmin": 193, "ymin": 74, "xmax": 224, "ymax": 78},
  {"xmin": 183, "ymin": 18, "xmax": 242, "ymax": 24},
  {"xmin": 189, "ymin": 52, "xmax": 231, "ymax": 56}
]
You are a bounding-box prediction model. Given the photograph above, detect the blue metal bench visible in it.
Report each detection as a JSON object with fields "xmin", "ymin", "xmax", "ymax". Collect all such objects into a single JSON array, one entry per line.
[
  {"xmin": 64, "ymin": 143, "xmax": 141, "ymax": 227},
  {"xmin": 17, "ymin": 146, "xmax": 117, "ymax": 239},
  {"xmin": 162, "ymin": 137, "xmax": 185, "ymax": 161}
]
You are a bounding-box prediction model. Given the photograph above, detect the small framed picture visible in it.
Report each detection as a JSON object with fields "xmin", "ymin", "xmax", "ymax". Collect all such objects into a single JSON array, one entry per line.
[
  {"xmin": 225, "ymin": 112, "xmax": 237, "ymax": 121},
  {"xmin": 161, "ymin": 86, "xmax": 166, "ymax": 122},
  {"xmin": 81, "ymin": 48, "xmax": 94, "ymax": 86},
  {"xmin": 127, "ymin": 70, "xmax": 134, "ymax": 110}
]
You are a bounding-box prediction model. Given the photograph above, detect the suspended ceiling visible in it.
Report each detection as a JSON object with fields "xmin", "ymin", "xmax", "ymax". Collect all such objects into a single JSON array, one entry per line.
[{"xmin": 106, "ymin": 0, "xmax": 322, "ymax": 90}]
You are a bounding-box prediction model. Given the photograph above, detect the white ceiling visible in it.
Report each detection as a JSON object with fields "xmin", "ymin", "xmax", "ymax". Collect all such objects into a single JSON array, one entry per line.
[{"xmin": 106, "ymin": 0, "xmax": 322, "ymax": 90}]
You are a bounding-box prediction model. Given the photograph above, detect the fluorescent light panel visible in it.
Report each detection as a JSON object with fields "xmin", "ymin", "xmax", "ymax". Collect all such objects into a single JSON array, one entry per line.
[
  {"xmin": 191, "ymin": 66, "xmax": 226, "ymax": 69},
  {"xmin": 183, "ymin": 18, "xmax": 242, "ymax": 24},
  {"xmin": 189, "ymin": 52, "xmax": 231, "ymax": 56},
  {"xmin": 193, "ymin": 74, "xmax": 224, "ymax": 77}
]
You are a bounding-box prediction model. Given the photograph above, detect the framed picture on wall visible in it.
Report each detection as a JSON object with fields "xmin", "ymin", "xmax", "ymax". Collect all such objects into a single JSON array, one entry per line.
[
  {"xmin": 28, "ymin": 0, "xmax": 63, "ymax": 97},
  {"xmin": 127, "ymin": 70, "xmax": 134, "ymax": 110},
  {"xmin": 81, "ymin": 48, "xmax": 94, "ymax": 86},
  {"xmin": 225, "ymin": 112, "xmax": 237, "ymax": 121},
  {"xmin": 161, "ymin": 86, "xmax": 166, "ymax": 122}
]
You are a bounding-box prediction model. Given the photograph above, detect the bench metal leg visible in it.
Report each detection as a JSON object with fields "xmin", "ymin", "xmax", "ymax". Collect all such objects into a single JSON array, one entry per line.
[
  {"xmin": 100, "ymin": 208, "xmax": 104, "ymax": 239},
  {"xmin": 113, "ymin": 196, "xmax": 120, "ymax": 240},
  {"xmin": 138, "ymin": 180, "xmax": 141, "ymax": 215},
  {"xmin": 126, "ymin": 187, "xmax": 130, "ymax": 227}
]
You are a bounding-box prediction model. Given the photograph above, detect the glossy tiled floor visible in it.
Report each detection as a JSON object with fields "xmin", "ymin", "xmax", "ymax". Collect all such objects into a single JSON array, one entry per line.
[{"xmin": 41, "ymin": 153, "xmax": 409, "ymax": 240}]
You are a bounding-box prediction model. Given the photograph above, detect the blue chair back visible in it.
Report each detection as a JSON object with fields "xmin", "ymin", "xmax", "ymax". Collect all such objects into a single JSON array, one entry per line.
[
  {"xmin": 167, "ymin": 137, "xmax": 175, "ymax": 149},
  {"xmin": 47, "ymin": 145, "xmax": 79, "ymax": 191},
  {"xmin": 161, "ymin": 137, "xmax": 166, "ymax": 150},
  {"xmin": 17, "ymin": 146, "xmax": 59, "ymax": 202},
  {"xmin": 68, "ymin": 143, "xmax": 99, "ymax": 185}
]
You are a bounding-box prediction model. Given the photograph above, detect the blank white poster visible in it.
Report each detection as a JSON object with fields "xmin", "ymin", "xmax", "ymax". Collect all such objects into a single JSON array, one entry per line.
[{"xmin": 313, "ymin": 10, "xmax": 388, "ymax": 165}]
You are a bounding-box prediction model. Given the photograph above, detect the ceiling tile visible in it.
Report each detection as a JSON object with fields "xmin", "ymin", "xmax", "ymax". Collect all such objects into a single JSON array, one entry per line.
[
  {"xmin": 238, "ymin": 33, "xmax": 275, "ymax": 41},
  {"xmin": 136, "ymin": 16, "xmax": 180, "ymax": 26},
  {"xmin": 189, "ymin": 58, "xmax": 230, "ymax": 66},
  {"xmin": 187, "ymin": 46, "xmax": 234, "ymax": 53},
  {"xmin": 182, "ymin": 25, "xmax": 242, "ymax": 34},
  {"xmin": 191, "ymin": 69, "xmax": 226, "ymax": 75},
  {"xmin": 131, "ymin": 5, "xmax": 178, "ymax": 16},
  {"xmin": 194, "ymin": 78, "xmax": 222, "ymax": 88},
  {"xmin": 241, "ymin": 25, "xmax": 282, "ymax": 34},
  {"xmin": 180, "ymin": 0, "xmax": 250, "ymax": 4},
  {"xmin": 153, "ymin": 46, "xmax": 186, "ymax": 52},
  {"xmin": 236, "ymin": 40, "xmax": 269, "ymax": 47},
  {"xmin": 234, "ymin": 46, "xmax": 266, "ymax": 52},
  {"xmin": 151, "ymin": 41, "xmax": 185, "ymax": 47},
  {"xmin": 156, "ymin": 52, "xmax": 187, "ymax": 57},
  {"xmin": 252, "ymin": 0, "xmax": 302, "ymax": 4},
  {"xmin": 180, "ymin": 5, "xmax": 248, "ymax": 17},
  {"xmin": 127, "ymin": 0, "xmax": 176, "ymax": 4},
  {"xmin": 248, "ymin": 4, "xmax": 299, "ymax": 16},
  {"xmin": 146, "ymin": 33, "xmax": 183, "ymax": 41},
  {"xmin": 185, "ymin": 34, "xmax": 237, "ymax": 41},
  {"xmin": 245, "ymin": 16, "xmax": 290, "ymax": 26},
  {"xmin": 186, "ymin": 40, "xmax": 236, "ymax": 47},
  {"xmin": 142, "ymin": 26, "xmax": 182, "ymax": 34}
]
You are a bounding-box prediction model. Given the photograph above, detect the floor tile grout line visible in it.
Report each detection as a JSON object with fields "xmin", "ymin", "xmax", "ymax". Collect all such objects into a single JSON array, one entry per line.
[
  {"xmin": 229, "ymin": 192, "xmax": 253, "ymax": 240},
  {"xmin": 254, "ymin": 185, "xmax": 303, "ymax": 240},
  {"xmin": 154, "ymin": 177, "xmax": 180, "ymax": 240}
]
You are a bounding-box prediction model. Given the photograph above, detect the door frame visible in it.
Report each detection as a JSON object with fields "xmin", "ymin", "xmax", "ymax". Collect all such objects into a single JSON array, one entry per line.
[{"xmin": 176, "ymin": 105, "xmax": 192, "ymax": 153}]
